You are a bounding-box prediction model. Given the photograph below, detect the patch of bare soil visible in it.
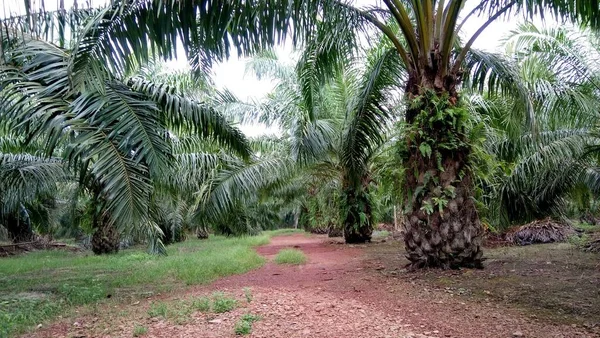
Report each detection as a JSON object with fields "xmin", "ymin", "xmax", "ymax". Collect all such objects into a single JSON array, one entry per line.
[
  {"xmin": 367, "ymin": 239, "xmax": 600, "ymax": 336},
  {"xmin": 27, "ymin": 234, "xmax": 600, "ymax": 338}
]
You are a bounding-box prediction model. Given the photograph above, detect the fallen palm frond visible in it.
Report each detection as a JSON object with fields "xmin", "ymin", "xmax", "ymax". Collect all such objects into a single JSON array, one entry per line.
[
  {"xmin": 505, "ymin": 218, "xmax": 575, "ymax": 245},
  {"xmin": 309, "ymin": 226, "xmax": 329, "ymax": 234},
  {"xmin": 582, "ymin": 234, "xmax": 600, "ymax": 252},
  {"xmin": 0, "ymin": 238, "xmax": 80, "ymax": 257},
  {"xmin": 328, "ymin": 226, "xmax": 343, "ymax": 237}
]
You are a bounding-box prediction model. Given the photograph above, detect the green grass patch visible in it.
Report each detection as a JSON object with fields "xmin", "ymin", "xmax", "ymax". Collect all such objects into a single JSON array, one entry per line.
[
  {"xmin": 234, "ymin": 313, "xmax": 261, "ymax": 335},
  {"xmin": 573, "ymin": 222, "xmax": 600, "ymax": 234},
  {"xmin": 147, "ymin": 302, "xmax": 169, "ymax": 318},
  {"xmin": 211, "ymin": 292, "xmax": 238, "ymax": 313},
  {"xmin": 240, "ymin": 313, "xmax": 261, "ymax": 322},
  {"xmin": 568, "ymin": 233, "xmax": 591, "ymax": 247},
  {"xmin": 145, "ymin": 292, "xmax": 238, "ymax": 324},
  {"xmin": 243, "ymin": 287, "xmax": 252, "ymax": 303},
  {"xmin": 0, "ymin": 232, "xmax": 283, "ymax": 337},
  {"xmin": 266, "ymin": 229, "xmax": 304, "ymax": 236},
  {"xmin": 191, "ymin": 296, "xmax": 211, "ymax": 312},
  {"xmin": 274, "ymin": 248, "xmax": 306, "ymax": 265},
  {"xmin": 133, "ymin": 324, "xmax": 148, "ymax": 337}
]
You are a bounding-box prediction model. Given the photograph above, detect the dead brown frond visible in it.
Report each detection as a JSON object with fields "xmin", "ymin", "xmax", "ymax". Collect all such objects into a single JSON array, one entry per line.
[
  {"xmin": 505, "ymin": 218, "xmax": 575, "ymax": 246},
  {"xmin": 583, "ymin": 234, "xmax": 600, "ymax": 253}
]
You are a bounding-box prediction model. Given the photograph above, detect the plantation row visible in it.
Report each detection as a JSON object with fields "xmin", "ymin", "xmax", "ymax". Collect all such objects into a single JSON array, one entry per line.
[{"xmin": 1, "ymin": 0, "xmax": 600, "ymax": 269}]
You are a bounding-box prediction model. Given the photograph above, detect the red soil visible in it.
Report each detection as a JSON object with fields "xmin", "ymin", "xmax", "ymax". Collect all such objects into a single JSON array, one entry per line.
[{"xmin": 27, "ymin": 234, "xmax": 595, "ymax": 338}]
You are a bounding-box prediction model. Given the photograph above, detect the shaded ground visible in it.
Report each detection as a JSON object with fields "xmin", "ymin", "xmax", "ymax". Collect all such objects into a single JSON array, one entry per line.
[
  {"xmin": 26, "ymin": 234, "xmax": 600, "ymax": 338},
  {"xmin": 368, "ymin": 241, "xmax": 600, "ymax": 328}
]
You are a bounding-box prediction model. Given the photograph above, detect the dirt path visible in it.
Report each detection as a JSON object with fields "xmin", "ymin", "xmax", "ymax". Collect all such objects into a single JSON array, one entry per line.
[{"xmin": 29, "ymin": 234, "xmax": 596, "ymax": 338}]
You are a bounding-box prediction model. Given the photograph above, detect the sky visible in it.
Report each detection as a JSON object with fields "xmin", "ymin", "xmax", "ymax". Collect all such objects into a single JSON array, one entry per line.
[
  {"xmin": 205, "ymin": 0, "xmax": 539, "ymax": 135},
  {"xmin": 209, "ymin": 0, "xmax": 541, "ymax": 103},
  {"xmin": 2, "ymin": 0, "xmax": 551, "ymax": 136}
]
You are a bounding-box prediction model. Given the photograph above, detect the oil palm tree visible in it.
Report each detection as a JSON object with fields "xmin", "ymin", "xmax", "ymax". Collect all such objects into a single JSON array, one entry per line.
[
  {"xmin": 477, "ymin": 23, "xmax": 600, "ymax": 229},
  {"xmin": 0, "ymin": 32, "xmax": 250, "ymax": 253},
  {"xmin": 225, "ymin": 40, "xmax": 403, "ymax": 243},
  {"xmin": 222, "ymin": 0, "xmax": 599, "ymax": 266},
  {"xmin": 0, "ymin": 133, "xmax": 66, "ymax": 242}
]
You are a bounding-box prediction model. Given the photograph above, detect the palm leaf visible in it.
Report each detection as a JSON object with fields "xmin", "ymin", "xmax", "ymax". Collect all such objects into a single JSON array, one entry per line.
[
  {"xmin": 127, "ymin": 77, "xmax": 251, "ymax": 159},
  {"xmin": 0, "ymin": 152, "xmax": 66, "ymax": 212},
  {"xmin": 341, "ymin": 48, "xmax": 402, "ymax": 184}
]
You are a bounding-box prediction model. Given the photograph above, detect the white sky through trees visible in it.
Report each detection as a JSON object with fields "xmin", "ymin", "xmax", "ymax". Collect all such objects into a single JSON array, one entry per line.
[{"xmin": 1, "ymin": 0, "xmax": 552, "ymax": 136}]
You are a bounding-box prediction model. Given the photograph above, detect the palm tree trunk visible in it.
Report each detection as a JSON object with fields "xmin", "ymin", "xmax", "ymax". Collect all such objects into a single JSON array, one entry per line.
[
  {"xmin": 402, "ymin": 75, "xmax": 484, "ymax": 269},
  {"xmin": 4, "ymin": 206, "xmax": 34, "ymax": 243},
  {"xmin": 91, "ymin": 213, "xmax": 120, "ymax": 255},
  {"xmin": 342, "ymin": 178, "xmax": 373, "ymax": 244},
  {"xmin": 196, "ymin": 226, "xmax": 209, "ymax": 239}
]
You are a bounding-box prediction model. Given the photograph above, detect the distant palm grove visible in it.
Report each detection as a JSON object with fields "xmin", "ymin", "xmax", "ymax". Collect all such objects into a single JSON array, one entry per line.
[{"xmin": 2, "ymin": 0, "xmax": 600, "ymax": 269}]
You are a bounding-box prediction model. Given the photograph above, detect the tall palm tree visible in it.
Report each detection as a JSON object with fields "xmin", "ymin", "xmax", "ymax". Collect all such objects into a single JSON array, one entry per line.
[{"xmin": 226, "ymin": 41, "xmax": 403, "ymax": 243}]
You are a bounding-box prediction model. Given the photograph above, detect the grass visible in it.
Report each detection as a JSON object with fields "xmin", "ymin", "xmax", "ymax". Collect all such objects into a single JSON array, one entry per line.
[
  {"xmin": 372, "ymin": 230, "xmax": 390, "ymax": 238},
  {"xmin": 568, "ymin": 233, "xmax": 591, "ymax": 247},
  {"xmin": 243, "ymin": 287, "xmax": 252, "ymax": 303},
  {"xmin": 133, "ymin": 324, "xmax": 148, "ymax": 337},
  {"xmin": 234, "ymin": 313, "xmax": 261, "ymax": 335},
  {"xmin": 234, "ymin": 319, "xmax": 252, "ymax": 335},
  {"xmin": 211, "ymin": 292, "xmax": 238, "ymax": 313},
  {"xmin": 0, "ymin": 231, "xmax": 285, "ymax": 337},
  {"xmin": 274, "ymin": 248, "xmax": 307, "ymax": 265},
  {"xmin": 191, "ymin": 296, "xmax": 211, "ymax": 312},
  {"xmin": 573, "ymin": 222, "xmax": 600, "ymax": 233},
  {"xmin": 144, "ymin": 292, "xmax": 238, "ymax": 325},
  {"xmin": 147, "ymin": 302, "xmax": 169, "ymax": 318},
  {"xmin": 267, "ymin": 229, "xmax": 304, "ymax": 236}
]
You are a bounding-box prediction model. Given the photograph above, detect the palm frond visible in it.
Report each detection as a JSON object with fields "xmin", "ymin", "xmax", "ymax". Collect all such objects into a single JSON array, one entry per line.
[
  {"xmin": 197, "ymin": 156, "xmax": 295, "ymax": 223},
  {"xmin": 0, "ymin": 152, "xmax": 66, "ymax": 212},
  {"xmin": 70, "ymin": 81, "xmax": 170, "ymax": 175},
  {"xmin": 341, "ymin": 48, "xmax": 402, "ymax": 184},
  {"xmin": 63, "ymin": 0, "xmax": 328, "ymax": 90},
  {"xmin": 127, "ymin": 77, "xmax": 251, "ymax": 159},
  {"xmin": 66, "ymin": 124, "xmax": 154, "ymax": 232},
  {"xmin": 483, "ymin": 0, "xmax": 600, "ymax": 29},
  {"xmin": 462, "ymin": 48, "xmax": 535, "ymax": 133}
]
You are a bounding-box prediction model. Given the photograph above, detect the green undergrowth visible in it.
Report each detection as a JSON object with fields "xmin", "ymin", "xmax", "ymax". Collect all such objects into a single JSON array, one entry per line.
[
  {"xmin": 133, "ymin": 324, "xmax": 148, "ymax": 337},
  {"xmin": 146, "ymin": 292, "xmax": 239, "ymax": 324},
  {"xmin": 234, "ymin": 313, "xmax": 262, "ymax": 335},
  {"xmin": 573, "ymin": 222, "xmax": 600, "ymax": 235},
  {"xmin": 274, "ymin": 248, "xmax": 307, "ymax": 265},
  {"xmin": 0, "ymin": 231, "xmax": 288, "ymax": 337}
]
